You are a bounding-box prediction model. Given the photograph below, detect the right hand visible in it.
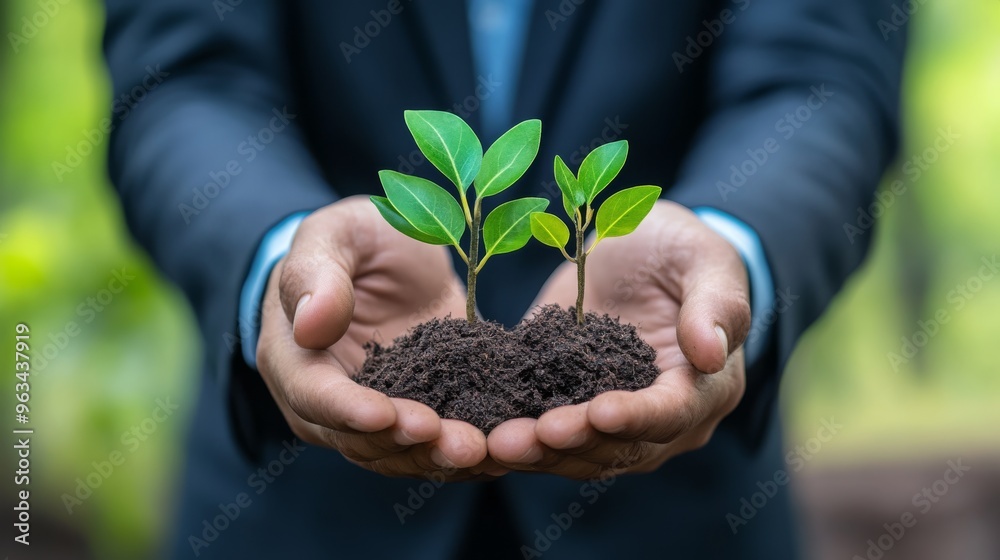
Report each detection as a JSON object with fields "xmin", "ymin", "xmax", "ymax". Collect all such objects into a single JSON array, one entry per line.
[{"xmin": 256, "ymin": 196, "xmax": 502, "ymax": 480}]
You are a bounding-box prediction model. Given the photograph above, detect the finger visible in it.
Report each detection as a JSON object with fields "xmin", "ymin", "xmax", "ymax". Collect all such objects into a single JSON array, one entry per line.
[
  {"xmin": 486, "ymin": 418, "xmax": 544, "ymax": 464},
  {"xmin": 361, "ymin": 446, "xmax": 505, "ymax": 480},
  {"xmin": 258, "ymin": 264, "xmax": 396, "ymax": 435},
  {"xmin": 316, "ymin": 398, "xmax": 441, "ymax": 462},
  {"xmin": 467, "ymin": 456, "xmax": 511, "ymax": 477},
  {"xmin": 508, "ymin": 452, "xmax": 608, "ymax": 479},
  {"xmin": 490, "ymin": 424, "xmax": 648, "ymax": 478},
  {"xmin": 490, "ymin": 416, "xmax": 659, "ymax": 477},
  {"xmin": 278, "ymin": 210, "xmax": 359, "ymax": 349},
  {"xmin": 534, "ymin": 404, "xmax": 596, "ymax": 450},
  {"xmin": 319, "ymin": 426, "xmax": 415, "ymax": 463},
  {"xmin": 536, "ymin": 405, "xmax": 658, "ymax": 468},
  {"xmin": 676, "ymin": 255, "xmax": 751, "ymax": 373},
  {"xmin": 431, "ymin": 419, "xmax": 489, "ymax": 468},
  {"xmin": 356, "ymin": 419, "xmax": 486, "ymax": 479},
  {"xmin": 388, "ymin": 398, "xmax": 442, "ymax": 445},
  {"xmin": 587, "ymin": 379, "xmax": 709, "ymax": 444},
  {"xmin": 360, "ymin": 453, "xmax": 491, "ymax": 480},
  {"xmin": 275, "ymin": 357, "xmax": 397, "ymax": 433}
]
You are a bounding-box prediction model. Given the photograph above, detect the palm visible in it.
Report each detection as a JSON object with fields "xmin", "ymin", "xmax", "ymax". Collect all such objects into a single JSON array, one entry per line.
[
  {"xmin": 259, "ymin": 197, "xmax": 495, "ymax": 479},
  {"xmin": 328, "ymin": 214, "xmax": 467, "ymax": 371},
  {"xmin": 534, "ymin": 230, "xmax": 690, "ymax": 378},
  {"xmin": 487, "ymin": 201, "xmax": 749, "ymax": 477}
]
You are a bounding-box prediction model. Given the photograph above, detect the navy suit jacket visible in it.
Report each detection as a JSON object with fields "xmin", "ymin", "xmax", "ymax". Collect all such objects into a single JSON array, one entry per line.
[{"xmin": 103, "ymin": 1, "xmax": 905, "ymax": 558}]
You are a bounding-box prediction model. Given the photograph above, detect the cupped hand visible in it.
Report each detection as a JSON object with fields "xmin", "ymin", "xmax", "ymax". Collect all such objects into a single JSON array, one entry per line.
[
  {"xmin": 488, "ymin": 201, "xmax": 750, "ymax": 479},
  {"xmin": 256, "ymin": 196, "xmax": 504, "ymax": 480}
]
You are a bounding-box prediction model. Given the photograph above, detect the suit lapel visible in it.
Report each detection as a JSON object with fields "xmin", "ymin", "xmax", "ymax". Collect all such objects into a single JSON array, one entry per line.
[
  {"xmin": 514, "ymin": 0, "xmax": 598, "ymax": 121},
  {"xmin": 405, "ymin": 0, "xmax": 478, "ymax": 127}
]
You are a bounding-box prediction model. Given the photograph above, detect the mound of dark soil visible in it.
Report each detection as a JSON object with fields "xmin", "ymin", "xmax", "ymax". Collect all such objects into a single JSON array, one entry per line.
[{"xmin": 354, "ymin": 305, "xmax": 659, "ymax": 433}]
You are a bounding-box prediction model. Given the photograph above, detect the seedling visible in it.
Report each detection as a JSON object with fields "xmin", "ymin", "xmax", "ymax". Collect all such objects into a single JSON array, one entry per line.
[
  {"xmin": 530, "ymin": 141, "xmax": 661, "ymax": 324},
  {"xmin": 371, "ymin": 110, "xmax": 548, "ymax": 323}
]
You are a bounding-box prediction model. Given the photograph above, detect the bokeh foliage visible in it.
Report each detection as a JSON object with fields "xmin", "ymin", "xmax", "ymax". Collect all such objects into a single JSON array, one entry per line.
[
  {"xmin": 781, "ymin": 0, "xmax": 1000, "ymax": 459},
  {"xmin": 0, "ymin": 0, "xmax": 997, "ymax": 557},
  {"xmin": 1, "ymin": 1, "xmax": 197, "ymax": 558}
]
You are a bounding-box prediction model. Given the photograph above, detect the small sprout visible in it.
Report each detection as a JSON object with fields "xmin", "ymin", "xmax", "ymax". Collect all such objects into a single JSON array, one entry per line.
[
  {"xmin": 530, "ymin": 140, "xmax": 662, "ymax": 325},
  {"xmin": 372, "ymin": 110, "xmax": 547, "ymax": 323}
]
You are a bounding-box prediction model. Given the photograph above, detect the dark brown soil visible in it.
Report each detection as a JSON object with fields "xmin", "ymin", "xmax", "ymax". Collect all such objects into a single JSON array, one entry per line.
[{"xmin": 354, "ymin": 305, "xmax": 659, "ymax": 433}]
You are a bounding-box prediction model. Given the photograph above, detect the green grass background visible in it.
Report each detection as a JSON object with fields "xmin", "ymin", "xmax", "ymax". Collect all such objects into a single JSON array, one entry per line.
[{"xmin": 1, "ymin": 0, "xmax": 997, "ymax": 557}]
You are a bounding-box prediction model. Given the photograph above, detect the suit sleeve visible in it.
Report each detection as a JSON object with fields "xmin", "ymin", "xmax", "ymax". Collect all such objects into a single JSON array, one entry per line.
[
  {"xmin": 667, "ymin": 0, "xmax": 907, "ymax": 446},
  {"xmin": 103, "ymin": 0, "xmax": 337, "ymax": 457}
]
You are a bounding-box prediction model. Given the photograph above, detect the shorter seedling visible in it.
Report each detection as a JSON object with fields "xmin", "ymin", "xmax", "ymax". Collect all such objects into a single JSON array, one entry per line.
[{"xmin": 530, "ymin": 141, "xmax": 661, "ymax": 324}]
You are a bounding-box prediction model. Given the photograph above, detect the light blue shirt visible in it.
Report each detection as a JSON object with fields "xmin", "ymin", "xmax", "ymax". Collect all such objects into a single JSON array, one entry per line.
[
  {"xmin": 467, "ymin": 0, "xmax": 533, "ymax": 140},
  {"xmin": 239, "ymin": 1, "xmax": 775, "ymax": 368}
]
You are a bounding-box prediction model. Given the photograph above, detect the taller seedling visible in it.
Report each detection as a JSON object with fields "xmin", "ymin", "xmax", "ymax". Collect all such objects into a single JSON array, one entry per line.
[
  {"xmin": 371, "ymin": 110, "xmax": 548, "ymax": 322},
  {"xmin": 530, "ymin": 141, "xmax": 661, "ymax": 324}
]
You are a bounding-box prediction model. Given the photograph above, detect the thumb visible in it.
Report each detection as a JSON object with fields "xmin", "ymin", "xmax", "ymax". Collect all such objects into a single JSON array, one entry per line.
[
  {"xmin": 676, "ymin": 263, "xmax": 751, "ymax": 374},
  {"xmin": 278, "ymin": 213, "xmax": 357, "ymax": 350}
]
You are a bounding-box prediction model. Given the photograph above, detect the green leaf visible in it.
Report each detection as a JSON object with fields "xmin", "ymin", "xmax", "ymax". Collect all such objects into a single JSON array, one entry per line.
[
  {"xmin": 530, "ymin": 212, "xmax": 571, "ymax": 249},
  {"xmin": 554, "ymin": 155, "xmax": 585, "ymax": 220},
  {"xmin": 370, "ymin": 196, "xmax": 452, "ymax": 245},
  {"xmin": 482, "ymin": 197, "xmax": 550, "ymax": 257},
  {"xmin": 379, "ymin": 170, "xmax": 466, "ymax": 246},
  {"xmin": 404, "ymin": 110, "xmax": 482, "ymax": 192},
  {"xmin": 595, "ymin": 185, "xmax": 661, "ymax": 240},
  {"xmin": 475, "ymin": 119, "xmax": 541, "ymax": 198},
  {"xmin": 578, "ymin": 140, "xmax": 628, "ymax": 204}
]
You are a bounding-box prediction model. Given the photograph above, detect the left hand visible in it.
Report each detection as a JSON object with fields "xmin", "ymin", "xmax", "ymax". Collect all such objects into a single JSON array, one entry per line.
[{"xmin": 487, "ymin": 201, "xmax": 751, "ymax": 478}]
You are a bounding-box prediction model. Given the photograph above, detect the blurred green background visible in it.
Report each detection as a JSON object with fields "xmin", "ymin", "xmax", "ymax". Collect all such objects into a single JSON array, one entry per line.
[{"xmin": 0, "ymin": 0, "xmax": 997, "ymax": 558}]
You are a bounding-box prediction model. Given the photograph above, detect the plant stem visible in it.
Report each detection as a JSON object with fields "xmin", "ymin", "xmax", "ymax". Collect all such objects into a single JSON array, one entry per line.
[
  {"xmin": 575, "ymin": 220, "xmax": 586, "ymax": 325},
  {"xmin": 466, "ymin": 199, "xmax": 482, "ymax": 323}
]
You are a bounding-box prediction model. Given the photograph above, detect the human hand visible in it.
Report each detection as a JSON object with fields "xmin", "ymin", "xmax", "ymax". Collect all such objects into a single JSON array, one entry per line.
[
  {"xmin": 487, "ymin": 201, "xmax": 750, "ymax": 478},
  {"xmin": 256, "ymin": 196, "xmax": 503, "ymax": 480}
]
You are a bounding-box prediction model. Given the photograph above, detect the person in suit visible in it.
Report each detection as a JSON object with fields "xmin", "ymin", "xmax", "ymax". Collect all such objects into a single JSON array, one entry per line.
[{"xmin": 102, "ymin": 0, "xmax": 906, "ymax": 558}]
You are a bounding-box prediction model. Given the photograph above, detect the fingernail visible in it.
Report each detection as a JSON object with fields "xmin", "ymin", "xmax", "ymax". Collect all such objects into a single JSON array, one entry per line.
[
  {"xmin": 563, "ymin": 431, "xmax": 587, "ymax": 448},
  {"xmin": 295, "ymin": 294, "xmax": 312, "ymax": 319},
  {"xmin": 395, "ymin": 429, "xmax": 419, "ymax": 446},
  {"xmin": 485, "ymin": 468, "xmax": 510, "ymax": 477},
  {"xmin": 715, "ymin": 325, "xmax": 729, "ymax": 361},
  {"xmin": 292, "ymin": 294, "xmax": 311, "ymax": 331},
  {"xmin": 430, "ymin": 447, "xmax": 455, "ymax": 468},
  {"xmin": 517, "ymin": 445, "xmax": 543, "ymax": 463}
]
